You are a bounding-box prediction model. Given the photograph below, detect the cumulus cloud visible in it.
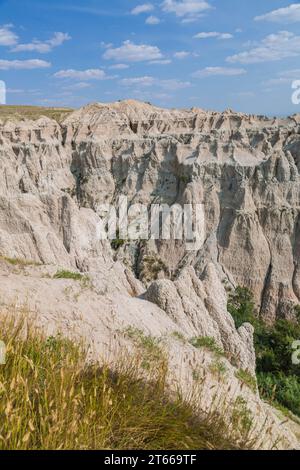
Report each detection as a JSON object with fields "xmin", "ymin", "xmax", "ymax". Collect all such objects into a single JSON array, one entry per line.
[
  {"xmin": 174, "ymin": 51, "xmax": 190, "ymax": 59},
  {"xmin": 0, "ymin": 59, "xmax": 51, "ymax": 70},
  {"xmin": 192, "ymin": 66, "xmax": 246, "ymax": 78},
  {"xmin": 131, "ymin": 4, "xmax": 154, "ymax": 15},
  {"xmin": 160, "ymin": 78, "xmax": 191, "ymax": 90},
  {"xmin": 108, "ymin": 63, "xmax": 129, "ymax": 70},
  {"xmin": 146, "ymin": 15, "xmax": 161, "ymax": 24},
  {"xmin": 227, "ymin": 31, "xmax": 300, "ymax": 64},
  {"xmin": 120, "ymin": 76, "xmax": 191, "ymax": 90},
  {"xmin": 255, "ymin": 4, "xmax": 300, "ymax": 23},
  {"xmin": 149, "ymin": 59, "xmax": 171, "ymax": 64},
  {"xmin": 263, "ymin": 69, "xmax": 300, "ymax": 86},
  {"xmin": 194, "ymin": 31, "xmax": 233, "ymax": 40},
  {"xmin": 120, "ymin": 76, "xmax": 155, "ymax": 87},
  {"xmin": 62, "ymin": 82, "xmax": 92, "ymax": 91},
  {"xmin": 103, "ymin": 40, "xmax": 163, "ymax": 62},
  {"xmin": 54, "ymin": 69, "xmax": 109, "ymax": 80},
  {"xmin": 12, "ymin": 32, "xmax": 71, "ymax": 53},
  {"xmin": 161, "ymin": 0, "xmax": 212, "ymax": 21},
  {"xmin": 0, "ymin": 24, "xmax": 18, "ymax": 46}
]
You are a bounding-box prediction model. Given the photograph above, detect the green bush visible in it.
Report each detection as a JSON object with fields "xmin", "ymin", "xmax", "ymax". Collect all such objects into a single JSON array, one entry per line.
[
  {"xmin": 228, "ymin": 287, "xmax": 300, "ymax": 417},
  {"xmin": 111, "ymin": 238, "xmax": 125, "ymax": 251},
  {"xmin": 258, "ymin": 372, "xmax": 300, "ymax": 417},
  {"xmin": 227, "ymin": 287, "xmax": 257, "ymax": 329}
]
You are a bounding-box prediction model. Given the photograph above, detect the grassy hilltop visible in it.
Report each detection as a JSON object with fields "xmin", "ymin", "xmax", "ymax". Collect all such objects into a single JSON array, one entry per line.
[{"xmin": 0, "ymin": 105, "xmax": 73, "ymax": 123}]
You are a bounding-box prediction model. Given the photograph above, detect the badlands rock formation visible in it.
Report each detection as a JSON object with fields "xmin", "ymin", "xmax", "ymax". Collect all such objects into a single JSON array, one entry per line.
[{"xmin": 0, "ymin": 100, "xmax": 299, "ymax": 448}]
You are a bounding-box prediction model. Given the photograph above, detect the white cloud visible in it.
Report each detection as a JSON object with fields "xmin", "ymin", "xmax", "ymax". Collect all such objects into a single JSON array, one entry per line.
[
  {"xmin": 0, "ymin": 59, "xmax": 51, "ymax": 70},
  {"xmin": 6, "ymin": 88, "xmax": 25, "ymax": 94},
  {"xmin": 194, "ymin": 31, "xmax": 233, "ymax": 40},
  {"xmin": 103, "ymin": 40, "xmax": 163, "ymax": 62},
  {"xmin": 161, "ymin": 0, "xmax": 212, "ymax": 21},
  {"xmin": 109, "ymin": 63, "xmax": 129, "ymax": 70},
  {"xmin": 12, "ymin": 32, "xmax": 71, "ymax": 53},
  {"xmin": 263, "ymin": 69, "xmax": 300, "ymax": 86},
  {"xmin": 146, "ymin": 15, "xmax": 161, "ymax": 24},
  {"xmin": 174, "ymin": 51, "xmax": 190, "ymax": 59},
  {"xmin": 120, "ymin": 76, "xmax": 191, "ymax": 90},
  {"xmin": 255, "ymin": 4, "xmax": 300, "ymax": 24},
  {"xmin": 54, "ymin": 69, "xmax": 109, "ymax": 80},
  {"xmin": 0, "ymin": 24, "xmax": 18, "ymax": 46},
  {"xmin": 120, "ymin": 76, "xmax": 155, "ymax": 87},
  {"xmin": 159, "ymin": 78, "xmax": 191, "ymax": 90},
  {"xmin": 149, "ymin": 59, "xmax": 172, "ymax": 64},
  {"xmin": 63, "ymin": 82, "xmax": 92, "ymax": 90},
  {"xmin": 192, "ymin": 66, "xmax": 246, "ymax": 78},
  {"xmin": 227, "ymin": 31, "xmax": 300, "ymax": 64},
  {"xmin": 131, "ymin": 4, "xmax": 154, "ymax": 15}
]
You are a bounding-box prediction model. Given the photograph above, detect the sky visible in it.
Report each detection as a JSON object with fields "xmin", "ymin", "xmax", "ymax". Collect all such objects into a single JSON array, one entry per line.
[{"xmin": 1, "ymin": 0, "xmax": 300, "ymax": 115}]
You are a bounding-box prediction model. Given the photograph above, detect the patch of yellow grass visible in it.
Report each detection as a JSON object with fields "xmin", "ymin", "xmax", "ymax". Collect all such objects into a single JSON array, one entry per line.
[
  {"xmin": 0, "ymin": 105, "xmax": 73, "ymax": 123},
  {"xmin": 0, "ymin": 314, "xmax": 256, "ymax": 450}
]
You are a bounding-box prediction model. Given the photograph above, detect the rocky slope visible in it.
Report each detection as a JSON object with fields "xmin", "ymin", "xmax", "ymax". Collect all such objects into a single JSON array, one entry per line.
[{"xmin": 0, "ymin": 100, "xmax": 300, "ymax": 448}]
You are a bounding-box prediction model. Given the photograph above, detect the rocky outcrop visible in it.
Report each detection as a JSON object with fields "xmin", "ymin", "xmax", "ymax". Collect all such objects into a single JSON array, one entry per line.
[
  {"xmin": 1, "ymin": 102, "xmax": 299, "ymax": 323},
  {"xmin": 0, "ymin": 100, "xmax": 299, "ymax": 447},
  {"xmin": 145, "ymin": 265, "xmax": 256, "ymax": 374}
]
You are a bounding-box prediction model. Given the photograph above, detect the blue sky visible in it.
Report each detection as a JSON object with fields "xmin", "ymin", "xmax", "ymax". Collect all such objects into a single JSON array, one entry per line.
[{"xmin": 0, "ymin": 0, "xmax": 300, "ymax": 114}]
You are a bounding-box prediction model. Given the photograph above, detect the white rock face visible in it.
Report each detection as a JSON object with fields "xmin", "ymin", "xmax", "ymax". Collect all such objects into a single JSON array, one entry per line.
[{"xmin": 0, "ymin": 100, "xmax": 299, "ymax": 448}]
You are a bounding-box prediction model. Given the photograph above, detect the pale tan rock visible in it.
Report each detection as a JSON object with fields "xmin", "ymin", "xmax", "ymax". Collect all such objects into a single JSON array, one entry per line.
[{"xmin": 0, "ymin": 101, "xmax": 300, "ymax": 448}]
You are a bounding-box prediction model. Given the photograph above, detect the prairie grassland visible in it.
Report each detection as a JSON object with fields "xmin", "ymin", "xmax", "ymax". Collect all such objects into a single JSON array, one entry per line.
[{"xmin": 0, "ymin": 105, "xmax": 73, "ymax": 123}]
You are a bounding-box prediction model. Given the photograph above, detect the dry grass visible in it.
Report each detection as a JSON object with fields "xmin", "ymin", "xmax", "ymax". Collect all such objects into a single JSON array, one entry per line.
[
  {"xmin": 0, "ymin": 256, "xmax": 41, "ymax": 267},
  {"xmin": 0, "ymin": 315, "xmax": 256, "ymax": 450},
  {"xmin": 0, "ymin": 105, "xmax": 73, "ymax": 123}
]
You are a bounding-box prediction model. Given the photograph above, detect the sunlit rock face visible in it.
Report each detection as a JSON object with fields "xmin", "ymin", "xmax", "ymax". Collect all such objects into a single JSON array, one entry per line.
[
  {"xmin": 0, "ymin": 101, "xmax": 300, "ymax": 448},
  {"xmin": 1, "ymin": 100, "xmax": 299, "ymax": 322}
]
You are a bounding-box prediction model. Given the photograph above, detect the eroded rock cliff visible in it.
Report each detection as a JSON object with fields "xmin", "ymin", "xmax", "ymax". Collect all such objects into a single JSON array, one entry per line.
[{"xmin": 0, "ymin": 100, "xmax": 299, "ymax": 448}]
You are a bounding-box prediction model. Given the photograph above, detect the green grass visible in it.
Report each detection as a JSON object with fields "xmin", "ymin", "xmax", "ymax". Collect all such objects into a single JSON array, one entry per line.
[
  {"xmin": 124, "ymin": 327, "xmax": 163, "ymax": 370},
  {"xmin": 172, "ymin": 331, "xmax": 186, "ymax": 343},
  {"xmin": 209, "ymin": 360, "xmax": 227, "ymax": 378},
  {"xmin": 0, "ymin": 105, "xmax": 73, "ymax": 123},
  {"xmin": 235, "ymin": 369, "xmax": 257, "ymax": 394},
  {"xmin": 0, "ymin": 256, "xmax": 41, "ymax": 267},
  {"xmin": 0, "ymin": 315, "xmax": 256, "ymax": 450},
  {"xmin": 53, "ymin": 270, "xmax": 88, "ymax": 282},
  {"xmin": 189, "ymin": 336, "xmax": 224, "ymax": 357}
]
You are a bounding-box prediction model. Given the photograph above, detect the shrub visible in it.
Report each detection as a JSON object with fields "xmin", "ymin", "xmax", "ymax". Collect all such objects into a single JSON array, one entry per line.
[
  {"xmin": 294, "ymin": 305, "xmax": 300, "ymax": 322},
  {"xmin": 258, "ymin": 373, "xmax": 300, "ymax": 418},
  {"xmin": 111, "ymin": 238, "xmax": 125, "ymax": 251},
  {"xmin": 227, "ymin": 286, "xmax": 257, "ymax": 329},
  {"xmin": 228, "ymin": 286, "xmax": 300, "ymax": 417}
]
